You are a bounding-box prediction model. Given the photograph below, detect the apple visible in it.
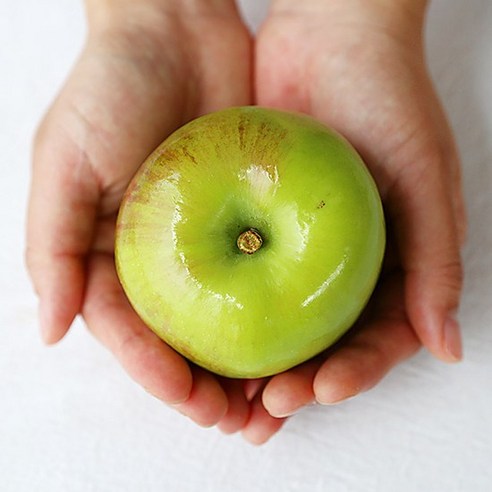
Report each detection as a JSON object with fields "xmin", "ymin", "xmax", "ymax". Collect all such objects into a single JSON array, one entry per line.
[{"xmin": 115, "ymin": 107, "xmax": 385, "ymax": 378}]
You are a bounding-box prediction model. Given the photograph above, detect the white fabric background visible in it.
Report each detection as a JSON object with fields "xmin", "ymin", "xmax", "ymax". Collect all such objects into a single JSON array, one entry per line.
[{"xmin": 1, "ymin": 1, "xmax": 491, "ymax": 491}]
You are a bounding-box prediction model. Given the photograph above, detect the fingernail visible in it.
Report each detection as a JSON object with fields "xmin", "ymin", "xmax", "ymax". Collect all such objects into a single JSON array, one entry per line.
[
  {"xmin": 443, "ymin": 315, "xmax": 463, "ymax": 362},
  {"xmin": 316, "ymin": 391, "xmax": 359, "ymax": 406},
  {"xmin": 269, "ymin": 398, "xmax": 319, "ymax": 418},
  {"xmin": 272, "ymin": 408, "xmax": 298, "ymax": 418}
]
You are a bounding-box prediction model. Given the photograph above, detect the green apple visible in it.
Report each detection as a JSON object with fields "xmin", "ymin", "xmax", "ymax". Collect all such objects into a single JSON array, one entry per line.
[{"xmin": 115, "ymin": 107, "xmax": 385, "ymax": 378}]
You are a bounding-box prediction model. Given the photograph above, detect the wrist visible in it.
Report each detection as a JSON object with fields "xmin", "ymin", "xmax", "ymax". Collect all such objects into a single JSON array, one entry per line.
[
  {"xmin": 270, "ymin": 0, "xmax": 429, "ymax": 31},
  {"xmin": 85, "ymin": 0, "xmax": 240, "ymax": 32}
]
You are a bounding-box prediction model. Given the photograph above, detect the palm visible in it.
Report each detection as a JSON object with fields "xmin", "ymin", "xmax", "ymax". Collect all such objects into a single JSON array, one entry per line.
[
  {"xmin": 28, "ymin": 12, "xmax": 268, "ymax": 433},
  {"xmin": 254, "ymin": 10, "xmax": 463, "ymax": 415},
  {"xmin": 257, "ymin": 13, "xmax": 458, "ymax": 197},
  {"xmin": 84, "ymin": 20, "xmax": 258, "ymax": 427}
]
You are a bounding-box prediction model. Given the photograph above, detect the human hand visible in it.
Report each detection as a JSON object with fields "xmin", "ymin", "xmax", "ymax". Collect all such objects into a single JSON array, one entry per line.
[
  {"xmin": 252, "ymin": 0, "xmax": 465, "ymax": 434},
  {"xmin": 26, "ymin": 0, "xmax": 284, "ymax": 440}
]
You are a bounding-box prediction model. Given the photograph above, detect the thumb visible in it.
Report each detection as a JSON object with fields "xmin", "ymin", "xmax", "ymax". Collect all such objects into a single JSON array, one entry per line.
[
  {"xmin": 26, "ymin": 111, "xmax": 99, "ymax": 344},
  {"xmin": 389, "ymin": 146, "xmax": 464, "ymax": 362}
]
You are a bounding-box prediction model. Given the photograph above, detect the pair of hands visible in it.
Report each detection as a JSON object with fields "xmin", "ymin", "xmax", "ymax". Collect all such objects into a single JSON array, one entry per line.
[{"xmin": 26, "ymin": 0, "xmax": 465, "ymax": 444}]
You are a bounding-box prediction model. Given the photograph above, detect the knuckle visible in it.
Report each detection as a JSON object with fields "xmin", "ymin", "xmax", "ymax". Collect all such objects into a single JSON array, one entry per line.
[{"xmin": 436, "ymin": 258, "xmax": 464, "ymax": 295}]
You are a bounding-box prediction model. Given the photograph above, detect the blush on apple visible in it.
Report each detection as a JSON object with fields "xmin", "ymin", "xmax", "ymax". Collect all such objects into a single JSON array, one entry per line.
[{"xmin": 115, "ymin": 107, "xmax": 385, "ymax": 378}]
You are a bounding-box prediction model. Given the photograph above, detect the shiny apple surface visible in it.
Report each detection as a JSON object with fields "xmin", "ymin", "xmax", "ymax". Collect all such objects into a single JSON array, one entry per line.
[{"xmin": 115, "ymin": 107, "xmax": 385, "ymax": 378}]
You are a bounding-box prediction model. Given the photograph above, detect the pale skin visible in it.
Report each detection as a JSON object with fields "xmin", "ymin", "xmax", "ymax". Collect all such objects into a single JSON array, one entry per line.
[{"xmin": 26, "ymin": 0, "xmax": 465, "ymax": 444}]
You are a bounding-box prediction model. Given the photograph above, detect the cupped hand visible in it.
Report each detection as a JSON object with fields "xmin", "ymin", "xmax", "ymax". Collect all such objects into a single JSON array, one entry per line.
[
  {"xmin": 27, "ymin": 0, "xmax": 466, "ymax": 446},
  {"xmin": 26, "ymin": 0, "xmax": 284, "ymax": 441},
  {"xmin": 249, "ymin": 0, "xmax": 465, "ymax": 437}
]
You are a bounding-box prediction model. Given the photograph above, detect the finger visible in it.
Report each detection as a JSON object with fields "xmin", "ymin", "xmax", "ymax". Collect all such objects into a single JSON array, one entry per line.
[
  {"xmin": 241, "ymin": 393, "xmax": 286, "ymax": 446},
  {"xmin": 217, "ymin": 380, "xmax": 251, "ymax": 434},
  {"xmin": 174, "ymin": 367, "xmax": 228, "ymax": 428},
  {"xmin": 82, "ymin": 253, "xmax": 193, "ymax": 405},
  {"xmin": 314, "ymin": 319, "xmax": 419, "ymax": 404},
  {"xmin": 388, "ymin": 146, "xmax": 464, "ymax": 363},
  {"xmin": 314, "ymin": 274, "xmax": 421, "ymax": 404},
  {"xmin": 243, "ymin": 378, "xmax": 268, "ymax": 402},
  {"xmin": 262, "ymin": 359, "xmax": 320, "ymax": 418},
  {"xmin": 26, "ymin": 118, "xmax": 99, "ymax": 344}
]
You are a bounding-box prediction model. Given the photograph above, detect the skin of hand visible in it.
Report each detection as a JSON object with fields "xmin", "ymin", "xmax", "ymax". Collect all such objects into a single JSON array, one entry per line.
[
  {"xmin": 26, "ymin": 0, "xmax": 286, "ymax": 442},
  {"xmin": 245, "ymin": 0, "xmax": 466, "ymax": 441},
  {"xmin": 26, "ymin": 0, "xmax": 466, "ymax": 446}
]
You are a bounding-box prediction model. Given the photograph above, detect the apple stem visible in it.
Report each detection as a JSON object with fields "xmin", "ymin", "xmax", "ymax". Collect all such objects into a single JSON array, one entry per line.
[{"xmin": 237, "ymin": 228, "xmax": 263, "ymax": 255}]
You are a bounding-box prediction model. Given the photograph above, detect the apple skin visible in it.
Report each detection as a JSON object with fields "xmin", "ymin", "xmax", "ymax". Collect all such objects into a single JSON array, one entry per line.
[{"xmin": 115, "ymin": 107, "xmax": 385, "ymax": 378}]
